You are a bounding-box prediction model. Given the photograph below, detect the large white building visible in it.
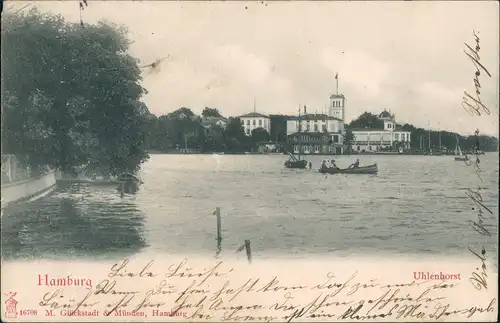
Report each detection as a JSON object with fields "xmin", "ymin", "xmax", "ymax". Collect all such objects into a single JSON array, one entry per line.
[
  {"xmin": 285, "ymin": 93, "xmax": 346, "ymax": 155},
  {"xmin": 350, "ymin": 111, "xmax": 412, "ymax": 152},
  {"xmin": 286, "ymin": 113, "xmax": 344, "ymax": 135},
  {"xmin": 239, "ymin": 112, "xmax": 271, "ymax": 136}
]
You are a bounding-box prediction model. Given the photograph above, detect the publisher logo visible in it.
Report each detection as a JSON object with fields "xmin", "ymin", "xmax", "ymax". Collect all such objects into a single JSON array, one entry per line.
[{"xmin": 4, "ymin": 292, "xmax": 18, "ymax": 319}]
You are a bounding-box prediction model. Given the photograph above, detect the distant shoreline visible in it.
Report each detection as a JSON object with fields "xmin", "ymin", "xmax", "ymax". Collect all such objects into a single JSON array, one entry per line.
[{"xmin": 147, "ymin": 151, "xmax": 496, "ymax": 156}]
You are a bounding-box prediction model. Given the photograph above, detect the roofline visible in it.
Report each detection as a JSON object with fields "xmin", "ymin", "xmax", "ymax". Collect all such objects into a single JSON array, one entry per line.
[
  {"xmin": 288, "ymin": 117, "xmax": 343, "ymax": 121},
  {"xmin": 238, "ymin": 113, "xmax": 270, "ymax": 118},
  {"xmin": 350, "ymin": 129, "xmax": 412, "ymax": 132}
]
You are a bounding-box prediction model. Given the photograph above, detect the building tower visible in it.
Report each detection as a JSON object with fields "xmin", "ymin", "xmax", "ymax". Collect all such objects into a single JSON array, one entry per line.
[
  {"xmin": 328, "ymin": 73, "xmax": 345, "ymax": 121},
  {"xmin": 329, "ymin": 94, "xmax": 345, "ymax": 121}
]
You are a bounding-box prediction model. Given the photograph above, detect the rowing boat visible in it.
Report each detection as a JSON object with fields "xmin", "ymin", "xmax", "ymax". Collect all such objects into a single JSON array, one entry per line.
[
  {"xmin": 284, "ymin": 152, "xmax": 308, "ymax": 169},
  {"xmin": 318, "ymin": 163, "xmax": 378, "ymax": 174},
  {"xmin": 285, "ymin": 158, "xmax": 308, "ymax": 169}
]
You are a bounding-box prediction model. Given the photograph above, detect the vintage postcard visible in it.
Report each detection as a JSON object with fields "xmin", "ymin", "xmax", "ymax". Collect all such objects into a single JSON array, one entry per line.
[{"xmin": 1, "ymin": 1, "xmax": 498, "ymax": 322}]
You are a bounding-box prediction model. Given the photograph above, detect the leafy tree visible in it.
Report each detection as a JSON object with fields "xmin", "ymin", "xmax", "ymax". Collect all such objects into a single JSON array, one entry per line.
[
  {"xmin": 251, "ymin": 128, "xmax": 270, "ymax": 147},
  {"xmin": 168, "ymin": 107, "xmax": 195, "ymax": 119},
  {"xmin": 269, "ymin": 114, "xmax": 288, "ymax": 143},
  {"xmin": 1, "ymin": 9, "xmax": 150, "ymax": 176},
  {"xmin": 342, "ymin": 128, "xmax": 355, "ymax": 154},
  {"xmin": 205, "ymin": 125, "xmax": 226, "ymax": 152},
  {"xmin": 145, "ymin": 115, "xmax": 171, "ymax": 151},
  {"xmin": 349, "ymin": 112, "xmax": 384, "ymax": 130},
  {"xmin": 201, "ymin": 107, "xmax": 222, "ymax": 118},
  {"xmin": 224, "ymin": 117, "xmax": 249, "ymax": 152},
  {"xmin": 224, "ymin": 118, "xmax": 246, "ymax": 139},
  {"xmin": 190, "ymin": 124, "xmax": 207, "ymax": 152},
  {"xmin": 162, "ymin": 108, "xmax": 202, "ymax": 150}
]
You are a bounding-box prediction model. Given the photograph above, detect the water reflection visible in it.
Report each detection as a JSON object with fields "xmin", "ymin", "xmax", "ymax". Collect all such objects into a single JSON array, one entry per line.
[{"xmin": 1, "ymin": 183, "xmax": 147, "ymax": 260}]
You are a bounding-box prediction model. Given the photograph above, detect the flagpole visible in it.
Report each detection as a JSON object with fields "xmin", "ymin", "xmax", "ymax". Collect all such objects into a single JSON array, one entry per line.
[{"xmin": 336, "ymin": 73, "xmax": 339, "ymax": 95}]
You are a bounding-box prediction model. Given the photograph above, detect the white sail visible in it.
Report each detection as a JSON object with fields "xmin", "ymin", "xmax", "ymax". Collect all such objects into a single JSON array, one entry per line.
[{"xmin": 454, "ymin": 135, "xmax": 463, "ymax": 156}]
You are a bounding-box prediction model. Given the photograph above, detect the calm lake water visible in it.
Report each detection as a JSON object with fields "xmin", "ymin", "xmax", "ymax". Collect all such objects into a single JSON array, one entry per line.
[{"xmin": 1, "ymin": 154, "xmax": 498, "ymax": 265}]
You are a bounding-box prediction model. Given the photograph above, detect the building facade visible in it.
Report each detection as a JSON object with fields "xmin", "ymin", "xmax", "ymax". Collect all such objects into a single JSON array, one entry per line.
[
  {"xmin": 201, "ymin": 116, "xmax": 228, "ymax": 130},
  {"xmin": 239, "ymin": 112, "xmax": 271, "ymax": 136},
  {"xmin": 286, "ymin": 100, "xmax": 346, "ymax": 155},
  {"xmin": 350, "ymin": 111, "xmax": 412, "ymax": 152}
]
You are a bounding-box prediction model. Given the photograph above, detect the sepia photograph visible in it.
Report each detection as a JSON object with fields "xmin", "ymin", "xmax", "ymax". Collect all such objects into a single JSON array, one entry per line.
[{"xmin": 1, "ymin": 1, "xmax": 498, "ymax": 322}]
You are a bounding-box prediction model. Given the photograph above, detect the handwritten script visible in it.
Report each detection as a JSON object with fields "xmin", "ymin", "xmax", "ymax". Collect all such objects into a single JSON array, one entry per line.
[
  {"xmin": 461, "ymin": 30, "xmax": 494, "ymax": 292},
  {"xmin": 34, "ymin": 258, "xmax": 497, "ymax": 321},
  {"xmin": 461, "ymin": 30, "xmax": 492, "ymax": 116}
]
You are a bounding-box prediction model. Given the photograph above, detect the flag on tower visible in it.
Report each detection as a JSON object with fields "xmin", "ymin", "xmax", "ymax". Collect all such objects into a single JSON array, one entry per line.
[{"xmin": 335, "ymin": 73, "xmax": 338, "ymax": 80}]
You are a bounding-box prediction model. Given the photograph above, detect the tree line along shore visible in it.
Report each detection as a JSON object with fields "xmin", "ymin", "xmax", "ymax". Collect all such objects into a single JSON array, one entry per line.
[{"xmin": 143, "ymin": 108, "xmax": 498, "ymax": 155}]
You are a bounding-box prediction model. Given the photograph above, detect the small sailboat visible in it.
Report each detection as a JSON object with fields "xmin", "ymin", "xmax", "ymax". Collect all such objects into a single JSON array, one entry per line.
[
  {"xmin": 284, "ymin": 105, "xmax": 309, "ymax": 169},
  {"xmin": 454, "ymin": 135, "xmax": 467, "ymax": 161},
  {"xmin": 284, "ymin": 152, "xmax": 308, "ymax": 169}
]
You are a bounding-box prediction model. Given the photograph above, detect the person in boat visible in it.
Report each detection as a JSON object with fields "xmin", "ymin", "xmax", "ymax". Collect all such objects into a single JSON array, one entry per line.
[
  {"xmin": 348, "ymin": 159, "xmax": 360, "ymax": 169},
  {"xmin": 330, "ymin": 159, "xmax": 340, "ymax": 170},
  {"xmin": 321, "ymin": 160, "xmax": 327, "ymax": 168}
]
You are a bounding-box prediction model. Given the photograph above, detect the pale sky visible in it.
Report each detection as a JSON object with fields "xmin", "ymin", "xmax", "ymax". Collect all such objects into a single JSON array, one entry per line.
[{"xmin": 7, "ymin": 1, "xmax": 500, "ymax": 135}]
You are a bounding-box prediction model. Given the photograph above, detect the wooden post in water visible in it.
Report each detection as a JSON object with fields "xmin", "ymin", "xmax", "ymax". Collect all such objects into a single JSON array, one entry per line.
[
  {"xmin": 215, "ymin": 207, "xmax": 222, "ymax": 241},
  {"xmin": 245, "ymin": 239, "xmax": 252, "ymax": 263},
  {"xmin": 120, "ymin": 182, "xmax": 124, "ymax": 198},
  {"xmin": 214, "ymin": 207, "xmax": 222, "ymax": 256}
]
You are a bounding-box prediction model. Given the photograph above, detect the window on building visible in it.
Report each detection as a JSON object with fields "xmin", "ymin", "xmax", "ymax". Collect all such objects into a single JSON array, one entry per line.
[
  {"xmin": 357, "ymin": 146, "xmax": 360, "ymax": 151},
  {"xmin": 314, "ymin": 124, "xmax": 318, "ymax": 131},
  {"xmin": 241, "ymin": 120, "xmax": 244, "ymax": 124},
  {"xmin": 369, "ymin": 146, "xmax": 372, "ymax": 151},
  {"xmin": 252, "ymin": 120, "xmax": 256, "ymax": 125},
  {"xmin": 395, "ymin": 134, "xmax": 399, "ymax": 141},
  {"xmin": 333, "ymin": 135, "xmax": 339, "ymax": 143},
  {"xmin": 322, "ymin": 124, "xmax": 327, "ymax": 132},
  {"xmin": 246, "ymin": 120, "xmax": 250, "ymax": 125},
  {"xmin": 259, "ymin": 120, "xmax": 262, "ymax": 126}
]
